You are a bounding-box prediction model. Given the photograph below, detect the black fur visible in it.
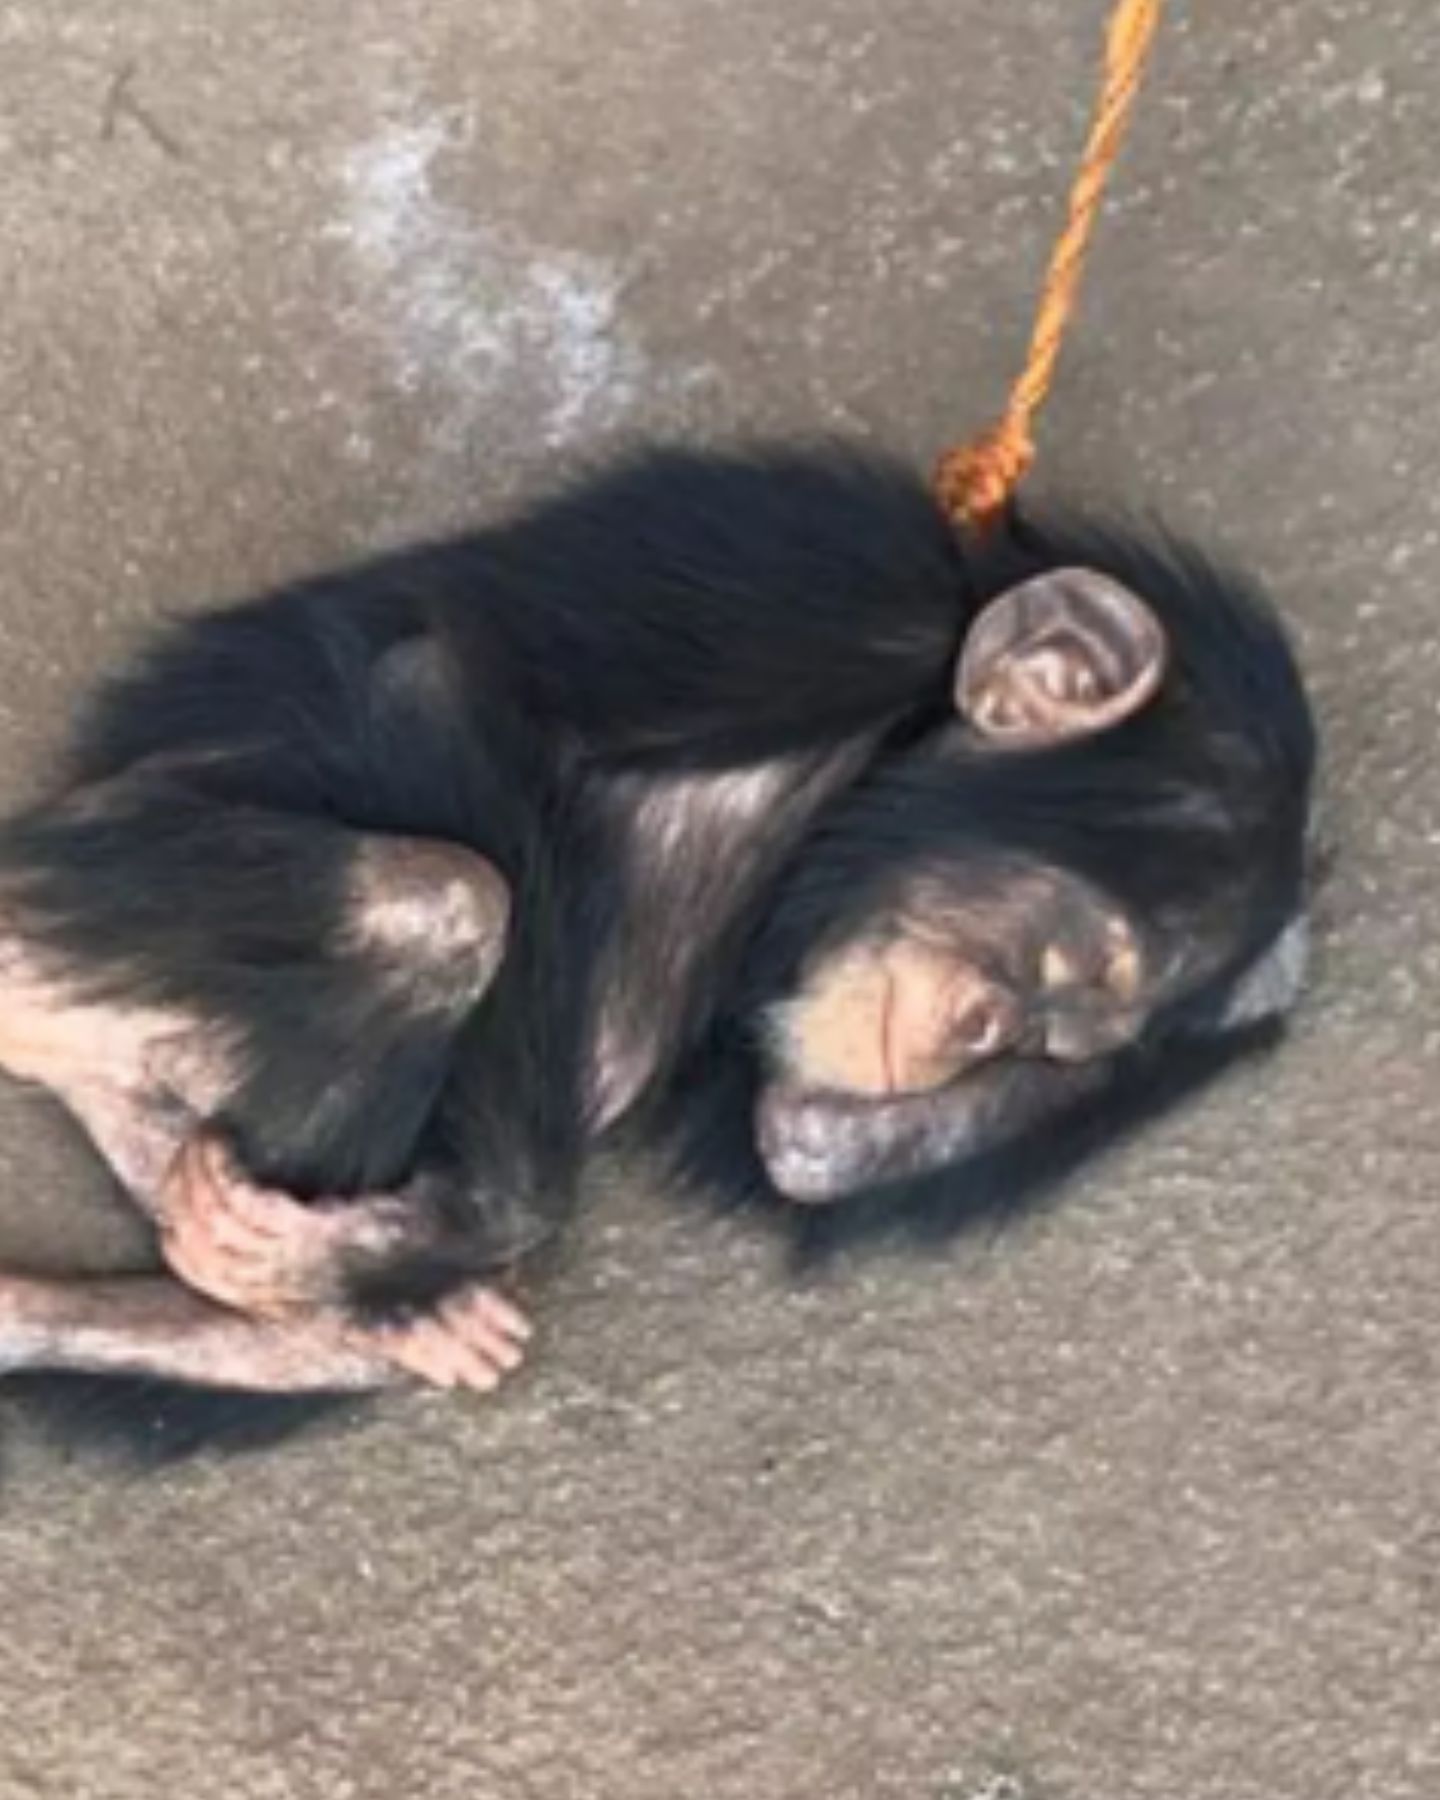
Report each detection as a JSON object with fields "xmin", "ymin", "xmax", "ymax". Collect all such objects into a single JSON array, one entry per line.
[
  {"xmin": 0, "ymin": 445, "xmax": 1316, "ymax": 1455},
  {"xmin": 731, "ymin": 508, "xmax": 1314, "ymax": 1035}
]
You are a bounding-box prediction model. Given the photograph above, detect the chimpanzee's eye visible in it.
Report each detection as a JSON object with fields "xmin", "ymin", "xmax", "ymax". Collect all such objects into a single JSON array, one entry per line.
[
  {"xmin": 951, "ymin": 986, "xmax": 1020, "ymax": 1060},
  {"xmin": 1101, "ymin": 934, "xmax": 1143, "ymax": 1002}
]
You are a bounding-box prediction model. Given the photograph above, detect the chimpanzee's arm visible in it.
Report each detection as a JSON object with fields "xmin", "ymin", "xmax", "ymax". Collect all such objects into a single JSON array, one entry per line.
[{"xmin": 457, "ymin": 447, "xmax": 964, "ymax": 763}]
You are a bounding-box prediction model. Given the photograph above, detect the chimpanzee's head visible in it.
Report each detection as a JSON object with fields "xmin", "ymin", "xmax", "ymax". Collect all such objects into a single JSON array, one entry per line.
[{"xmin": 751, "ymin": 515, "xmax": 1317, "ymax": 1203}]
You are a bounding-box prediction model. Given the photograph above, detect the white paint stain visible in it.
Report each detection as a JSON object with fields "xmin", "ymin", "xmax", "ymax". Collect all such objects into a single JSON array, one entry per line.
[{"xmin": 331, "ymin": 117, "xmax": 647, "ymax": 454}]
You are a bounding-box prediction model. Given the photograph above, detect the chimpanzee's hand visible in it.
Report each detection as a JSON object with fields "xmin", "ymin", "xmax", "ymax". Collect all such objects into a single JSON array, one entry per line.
[
  {"xmin": 159, "ymin": 1136, "xmax": 418, "ymax": 1316},
  {"xmin": 159, "ymin": 1135, "xmax": 532, "ymax": 1393}
]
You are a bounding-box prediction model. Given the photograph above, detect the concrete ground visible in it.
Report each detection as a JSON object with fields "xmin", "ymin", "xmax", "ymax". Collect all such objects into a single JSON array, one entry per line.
[{"xmin": 0, "ymin": 1, "xmax": 1436, "ymax": 1794}]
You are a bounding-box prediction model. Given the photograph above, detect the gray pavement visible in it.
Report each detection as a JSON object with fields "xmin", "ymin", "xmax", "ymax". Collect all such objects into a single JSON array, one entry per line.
[{"xmin": 0, "ymin": 3, "xmax": 1437, "ymax": 1796}]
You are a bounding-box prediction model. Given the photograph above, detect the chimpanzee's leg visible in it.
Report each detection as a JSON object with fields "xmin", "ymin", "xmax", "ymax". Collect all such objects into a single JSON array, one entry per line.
[
  {"xmin": 0, "ymin": 1271, "xmax": 402, "ymax": 1391},
  {"xmin": 0, "ymin": 811, "xmax": 509, "ymax": 1212},
  {"xmin": 0, "ymin": 794, "xmax": 525, "ymax": 1391},
  {"xmin": 0, "ymin": 1270, "xmax": 528, "ymax": 1392}
]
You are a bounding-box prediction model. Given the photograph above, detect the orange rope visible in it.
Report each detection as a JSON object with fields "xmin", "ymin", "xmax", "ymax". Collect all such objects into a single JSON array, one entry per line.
[{"xmin": 934, "ymin": 0, "xmax": 1165, "ymax": 533}]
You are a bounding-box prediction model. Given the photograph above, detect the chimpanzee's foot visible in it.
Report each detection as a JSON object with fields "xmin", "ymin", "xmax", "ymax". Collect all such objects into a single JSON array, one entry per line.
[
  {"xmin": 367, "ymin": 1286, "xmax": 532, "ymax": 1392},
  {"xmin": 0, "ymin": 1268, "xmax": 531, "ymax": 1396}
]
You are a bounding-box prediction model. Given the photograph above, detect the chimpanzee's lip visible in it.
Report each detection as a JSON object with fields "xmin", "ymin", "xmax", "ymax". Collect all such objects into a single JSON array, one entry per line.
[{"xmin": 753, "ymin": 1064, "xmax": 1021, "ymax": 1204}]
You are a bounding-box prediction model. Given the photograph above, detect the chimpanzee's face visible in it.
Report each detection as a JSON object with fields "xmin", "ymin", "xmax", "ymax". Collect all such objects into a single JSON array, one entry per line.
[{"xmin": 765, "ymin": 857, "xmax": 1148, "ymax": 1100}]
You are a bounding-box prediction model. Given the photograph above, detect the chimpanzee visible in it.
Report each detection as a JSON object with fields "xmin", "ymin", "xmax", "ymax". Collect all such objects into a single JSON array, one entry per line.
[{"xmin": 0, "ymin": 447, "xmax": 1314, "ymax": 1411}]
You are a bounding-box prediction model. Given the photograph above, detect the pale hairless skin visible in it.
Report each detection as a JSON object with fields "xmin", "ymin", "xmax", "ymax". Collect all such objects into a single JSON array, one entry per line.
[
  {"xmin": 0, "ymin": 834, "xmax": 532, "ymax": 1396},
  {"xmin": 0, "ymin": 1274, "xmax": 510, "ymax": 1394}
]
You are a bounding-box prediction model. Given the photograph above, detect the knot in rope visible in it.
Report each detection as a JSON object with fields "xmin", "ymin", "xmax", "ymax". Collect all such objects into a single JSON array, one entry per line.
[
  {"xmin": 933, "ymin": 419, "xmax": 1036, "ymax": 533},
  {"xmin": 935, "ymin": 0, "xmax": 1164, "ymax": 535}
]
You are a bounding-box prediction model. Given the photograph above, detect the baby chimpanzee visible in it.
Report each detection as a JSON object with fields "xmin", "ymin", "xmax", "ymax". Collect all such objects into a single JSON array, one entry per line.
[{"xmin": 0, "ymin": 448, "xmax": 1314, "ymax": 1401}]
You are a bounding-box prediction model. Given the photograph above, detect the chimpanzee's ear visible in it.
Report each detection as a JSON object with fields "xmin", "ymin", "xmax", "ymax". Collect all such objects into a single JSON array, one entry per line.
[{"xmin": 954, "ymin": 568, "xmax": 1168, "ymax": 746}]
